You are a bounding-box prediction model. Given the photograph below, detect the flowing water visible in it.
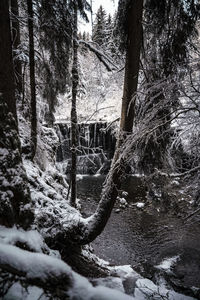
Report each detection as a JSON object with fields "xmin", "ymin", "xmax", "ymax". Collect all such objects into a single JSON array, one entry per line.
[{"xmin": 77, "ymin": 175, "xmax": 200, "ymax": 298}]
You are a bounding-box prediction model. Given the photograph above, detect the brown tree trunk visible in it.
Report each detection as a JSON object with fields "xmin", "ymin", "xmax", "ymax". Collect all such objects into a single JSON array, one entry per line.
[
  {"xmin": 70, "ymin": 7, "xmax": 78, "ymax": 207},
  {"xmin": 11, "ymin": 0, "xmax": 22, "ymax": 95},
  {"xmin": 27, "ymin": 0, "xmax": 37, "ymax": 160},
  {"xmin": 120, "ymin": 0, "xmax": 143, "ymax": 136}
]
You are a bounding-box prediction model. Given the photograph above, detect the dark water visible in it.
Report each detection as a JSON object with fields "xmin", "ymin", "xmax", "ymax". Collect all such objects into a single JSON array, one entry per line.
[{"xmin": 77, "ymin": 175, "xmax": 200, "ymax": 298}]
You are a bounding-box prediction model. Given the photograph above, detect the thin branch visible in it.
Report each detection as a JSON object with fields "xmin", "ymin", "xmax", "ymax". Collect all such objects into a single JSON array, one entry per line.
[
  {"xmin": 86, "ymin": 106, "xmax": 114, "ymax": 122},
  {"xmin": 184, "ymin": 207, "xmax": 200, "ymax": 221},
  {"xmin": 102, "ymin": 117, "xmax": 120, "ymax": 132},
  {"xmin": 171, "ymin": 165, "xmax": 200, "ymax": 178}
]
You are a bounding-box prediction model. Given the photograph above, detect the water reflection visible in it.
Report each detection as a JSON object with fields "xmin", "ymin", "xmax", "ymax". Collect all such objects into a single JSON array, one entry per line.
[{"xmin": 77, "ymin": 175, "xmax": 200, "ymax": 295}]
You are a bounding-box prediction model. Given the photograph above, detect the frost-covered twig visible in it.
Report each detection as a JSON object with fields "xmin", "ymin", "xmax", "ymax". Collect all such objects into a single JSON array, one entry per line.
[
  {"xmin": 184, "ymin": 207, "xmax": 200, "ymax": 221},
  {"xmin": 101, "ymin": 117, "xmax": 120, "ymax": 132},
  {"xmin": 170, "ymin": 165, "xmax": 200, "ymax": 178},
  {"xmin": 86, "ymin": 106, "xmax": 114, "ymax": 122}
]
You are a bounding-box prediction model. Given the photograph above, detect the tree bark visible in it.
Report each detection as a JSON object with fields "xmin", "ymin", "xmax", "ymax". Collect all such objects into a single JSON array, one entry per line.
[
  {"xmin": 11, "ymin": 0, "xmax": 22, "ymax": 95},
  {"xmin": 0, "ymin": 0, "xmax": 17, "ymax": 120},
  {"xmin": 0, "ymin": 0, "xmax": 33, "ymax": 228},
  {"xmin": 27, "ymin": 0, "xmax": 37, "ymax": 160},
  {"xmin": 74, "ymin": 158, "xmax": 125, "ymax": 244},
  {"xmin": 70, "ymin": 7, "xmax": 78, "ymax": 207},
  {"xmin": 120, "ymin": 0, "xmax": 143, "ymax": 136}
]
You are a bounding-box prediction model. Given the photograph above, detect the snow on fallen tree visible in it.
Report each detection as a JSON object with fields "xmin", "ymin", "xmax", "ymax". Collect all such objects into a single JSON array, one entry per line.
[
  {"xmin": 78, "ymin": 40, "xmax": 118, "ymax": 72},
  {"xmin": 0, "ymin": 243, "xmax": 134, "ymax": 299}
]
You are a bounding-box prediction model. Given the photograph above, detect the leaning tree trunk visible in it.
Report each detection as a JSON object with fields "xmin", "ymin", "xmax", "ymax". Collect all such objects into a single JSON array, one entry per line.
[
  {"xmin": 27, "ymin": 0, "xmax": 37, "ymax": 160},
  {"xmin": 73, "ymin": 157, "xmax": 126, "ymax": 244},
  {"xmin": 11, "ymin": 0, "xmax": 22, "ymax": 95},
  {"xmin": 70, "ymin": 6, "xmax": 78, "ymax": 207},
  {"xmin": 0, "ymin": 0, "xmax": 33, "ymax": 228},
  {"xmin": 71, "ymin": 0, "xmax": 144, "ymax": 245},
  {"xmin": 119, "ymin": 0, "xmax": 143, "ymax": 142}
]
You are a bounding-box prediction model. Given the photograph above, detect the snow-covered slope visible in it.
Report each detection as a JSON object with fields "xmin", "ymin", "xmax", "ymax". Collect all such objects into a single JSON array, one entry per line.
[{"xmin": 55, "ymin": 49, "xmax": 123, "ymax": 123}]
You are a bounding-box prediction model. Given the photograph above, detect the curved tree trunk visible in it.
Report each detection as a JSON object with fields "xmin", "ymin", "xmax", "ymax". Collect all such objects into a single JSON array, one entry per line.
[
  {"xmin": 72, "ymin": 0, "xmax": 144, "ymax": 245},
  {"xmin": 74, "ymin": 158, "xmax": 125, "ymax": 244}
]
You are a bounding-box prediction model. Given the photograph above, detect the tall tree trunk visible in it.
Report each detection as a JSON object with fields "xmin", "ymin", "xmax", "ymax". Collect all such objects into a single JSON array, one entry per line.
[
  {"xmin": 119, "ymin": 0, "xmax": 143, "ymax": 137},
  {"xmin": 27, "ymin": 0, "xmax": 37, "ymax": 160},
  {"xmin": 90, "ymin": 0, "xmax": 94, "ymax": 35},
  {"xmin": 0, "ymin": 0, "xmax": 16, "ymax": 120},
  {"xmin": 70, "ymin": 6, "xmax": 78, "ymax": 207},
  {"xmin": 11, "ymin": 0, "xmax": 22, "ymax": 95},
  {"xmin": 0, "ymin": 0, "xmax": 33, "ymax": 228}
]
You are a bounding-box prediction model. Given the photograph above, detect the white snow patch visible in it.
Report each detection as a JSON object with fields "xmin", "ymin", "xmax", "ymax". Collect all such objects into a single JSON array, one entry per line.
[
  {"xmin": 0, "ymin": 243, "xmax": 134, "ymax": 300},
  {"xmin": 4, "ymin": 283, "xmax": 46, "ymax": 300},
  {"xmin": 118, "ymin": 197, "xmax": 127, "ymax": 205},
  {"xmin": 113, "ymin": 265, "xmax": 141, "ymax": 280},
  {"xmin": 155, "ymin": 255, "xmax": 180, "ymax": 272},
  {"xmin": 136, "ymin": 202, "xmax": 145, "ymax": 208},
  {"xmin": 0, "ymin": 226, "xmax": 46, "ymax": 253},
  {"xmin": 135, "ymin": 278, "xmax": 196, "ymax": 300}
]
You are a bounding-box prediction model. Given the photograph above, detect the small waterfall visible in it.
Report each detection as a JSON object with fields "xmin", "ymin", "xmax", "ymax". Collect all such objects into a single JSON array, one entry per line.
[{"xmin": 55, "ymin": 122, "xmax": 116, "ymax": 174}]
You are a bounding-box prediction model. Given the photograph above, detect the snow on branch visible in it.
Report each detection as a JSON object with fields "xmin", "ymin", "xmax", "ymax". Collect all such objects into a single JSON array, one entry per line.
[
  {"xmin": 78, "ymin": 40, "xmax": 118, "ymax": 72},
  {"xmin": 0, "ymin": 243, "xmax": 74, "ymax": 293},
  {"xmin": 0, "ymin": 243, "xmax": 134, "ymax": 299},
  {"xmin": 171, "ymin": 165, "xmax": 200, "ymax": 178}
]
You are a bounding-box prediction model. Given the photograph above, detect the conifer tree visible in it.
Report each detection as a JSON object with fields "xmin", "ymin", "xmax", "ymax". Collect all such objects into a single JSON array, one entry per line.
[
  {"xmin": 92, "ymin": 5, "xmax": 107, "ymax": 47},
  {"xmin": 38, "ymin": 0, "xmax": 90, "ymax": 126}
]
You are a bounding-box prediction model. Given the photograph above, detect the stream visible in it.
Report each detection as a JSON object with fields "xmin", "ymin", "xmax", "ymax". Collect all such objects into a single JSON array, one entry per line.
[{"xmin": 77, "ymin": 175, "xmax": 200, "ymax": 299}]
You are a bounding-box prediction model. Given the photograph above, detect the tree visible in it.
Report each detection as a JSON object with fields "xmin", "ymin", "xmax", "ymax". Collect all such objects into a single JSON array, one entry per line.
[
  {"xmin": 0, "ymin": 0, "xmax": 33, "ymax": 228},
  {"xmin": 136, "ymin": 0, "xmax": 200, "ymax": 173},
  {"xmin": 27, "ymin": 0, "xmax": 37, "ymax": 160},
  {"xmin": 119, "ymin": 0, "xmax": 143, "ymax": 136},
  {"xmin": 92, "ymin": 5, "xmax": 107, "ymax": 48},
  {"xmin": 67, "ymin": 0, "xmax": 199, "ymax": 244},
  {"xmin": 70, "ymin": 3, "xmax": 79, "ymax": 207},
  {"xmin": 11, "ymin": 0, "xmax": 22, "ymax": 95},
  {"xmin": 67, "ymin": 0, "xmax": 144, "ymax": 244},
  {"xmin": 38, "ymin": 0, "xmax": 73, "ymax": 126},
  {"xmin": 110, "ymin": 0, "xmax": 144, "ymax": 155},
  {"xmin": 104, "ymin": 14, "xmax": 113, "ymax": 50}
]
